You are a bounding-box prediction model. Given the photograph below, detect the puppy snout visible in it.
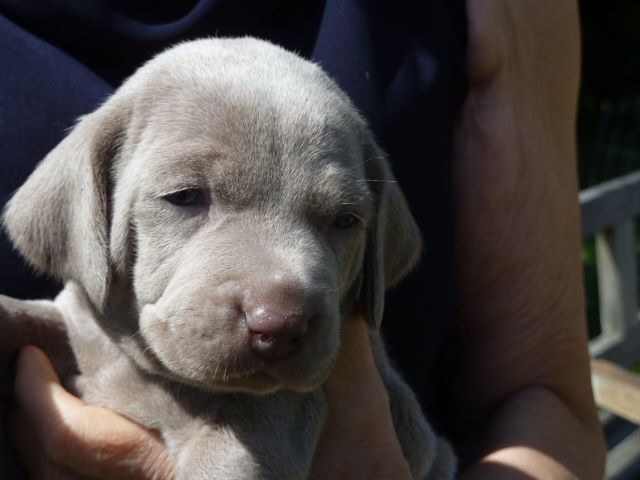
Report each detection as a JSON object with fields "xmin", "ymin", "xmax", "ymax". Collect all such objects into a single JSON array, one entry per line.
[{"xmin": 246, "ymin": 308, "xmax": 309, "ymax": 359}]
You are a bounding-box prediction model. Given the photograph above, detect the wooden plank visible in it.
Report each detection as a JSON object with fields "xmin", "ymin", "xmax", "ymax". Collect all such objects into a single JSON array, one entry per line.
[
  {"xmin": 581, "ymin": 170, "xmax": 640, "ymax": 236},
  {"xmin": 590, "ymin": 320, "xmax": 640, "ymax": 368},
  {"xmin": 596, "ymin": 222, "xmax": 639, "ymax": 335},
  {"xmin": 582, "ymin": 173, "xmax": 640, "ymax": 478},
  {"xmin": 591, "ymin": 359, "xmax": 640, "ymax": 425},
  {"xmin": 605, "ymin": 427, "xmax": 640, "ymax": 480}
]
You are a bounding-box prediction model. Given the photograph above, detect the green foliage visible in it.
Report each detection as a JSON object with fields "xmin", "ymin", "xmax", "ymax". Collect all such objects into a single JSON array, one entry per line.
[{"xmin": 583, "ymin": 236, "xmax": 601, "ymax": 339}]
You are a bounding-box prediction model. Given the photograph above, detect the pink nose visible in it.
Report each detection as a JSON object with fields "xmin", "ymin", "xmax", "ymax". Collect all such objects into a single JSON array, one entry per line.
[{"xmin": 245, "ymin": 307, "xmax": 309, "ymax": 359}]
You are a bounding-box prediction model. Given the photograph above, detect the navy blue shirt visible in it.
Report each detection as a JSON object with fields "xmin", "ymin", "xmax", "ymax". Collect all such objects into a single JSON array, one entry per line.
[{"xmin": 0, "ymin": 0, "xmax": 467, "ymax": 426}]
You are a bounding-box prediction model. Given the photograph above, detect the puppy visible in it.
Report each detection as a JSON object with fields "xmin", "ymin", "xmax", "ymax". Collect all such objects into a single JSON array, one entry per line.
[{"xmin": 0, "ymin": 37, "xmax": 455, "ymax": 479}]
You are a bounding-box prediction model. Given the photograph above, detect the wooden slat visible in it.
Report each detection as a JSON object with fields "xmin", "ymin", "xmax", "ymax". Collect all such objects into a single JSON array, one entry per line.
[
  {"xmin": 581, "ymin": 170, "xmax": 640, "ymax": 236},
  {"xmin": 591, "ymin": 359, "xmax": 640, "ymax": 425},
  {"xmin": 581, "ymin": 173, "xmax": 640, "ymax": 477},
  {"xmin": 596, "ymin": 222, "xmax": 639, "ymax": 335},
  {"xmin": 590, "ymin": 320, "xmax": 640, "ymax": 368}
]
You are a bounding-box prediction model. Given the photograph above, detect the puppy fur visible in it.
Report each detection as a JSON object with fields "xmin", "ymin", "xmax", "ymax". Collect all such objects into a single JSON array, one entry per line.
[{"xmin": 0, "ymin": 38, "xmax": 454, "ymax": 479}]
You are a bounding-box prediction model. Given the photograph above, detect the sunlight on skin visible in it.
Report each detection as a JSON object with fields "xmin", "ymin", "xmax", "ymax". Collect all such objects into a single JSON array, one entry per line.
[
  {"xmin": 10, "ymin": 346, "xmax": 176, "ymax": 480},
  {"xmin": 452, "ymin": 0, "xmax": 606, "ymax": 478}
]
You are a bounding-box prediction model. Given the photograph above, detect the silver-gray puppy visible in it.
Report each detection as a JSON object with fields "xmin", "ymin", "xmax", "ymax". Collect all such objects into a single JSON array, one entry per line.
[{"xmin": 0, "ymin": 37, "xmax": 455, "ymax": 479}]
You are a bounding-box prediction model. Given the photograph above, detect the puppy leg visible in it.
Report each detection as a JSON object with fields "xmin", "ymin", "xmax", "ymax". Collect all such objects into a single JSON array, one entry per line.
[
  {"xmin": 0, "ymin": 294, "xmax": 76, "ymax": 390},
  {"xmin": 423, "ymin": 438, "xmax": 457, "ymax": 480},
  {"xmin": 0, "ymin": 294, "xmax": 77, "ymax": 479}
]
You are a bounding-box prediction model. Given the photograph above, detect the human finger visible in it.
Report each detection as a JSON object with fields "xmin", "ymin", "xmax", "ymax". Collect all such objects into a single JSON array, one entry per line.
[
  {"xmin": 8, "ymin": 402, "xmax": 87, "ymax": 479},
  {"xmin": 13, "ymin": 345, "xmax": 175, "ymax": 480}
]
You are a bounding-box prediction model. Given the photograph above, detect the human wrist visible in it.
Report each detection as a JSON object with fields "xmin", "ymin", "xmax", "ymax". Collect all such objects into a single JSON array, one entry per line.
[{"xmin": 458, "ymin": 385, "xmax": 604, "ymax": 480}]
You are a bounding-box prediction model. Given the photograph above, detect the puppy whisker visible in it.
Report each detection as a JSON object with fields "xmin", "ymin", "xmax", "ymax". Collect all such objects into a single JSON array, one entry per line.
[{"xmin": 357, "ymin": 179, "xmax": 398, "ymax": 184}]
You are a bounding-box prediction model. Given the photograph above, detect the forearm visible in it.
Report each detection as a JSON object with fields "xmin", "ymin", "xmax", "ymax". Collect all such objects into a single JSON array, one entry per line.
[
  {"xmin": 460, "ymin": 385, "xmax": 604, "ymax": 480},
  {"xmin": 449, "ymin": 1, "xmax": 606, "ymax": 477}
]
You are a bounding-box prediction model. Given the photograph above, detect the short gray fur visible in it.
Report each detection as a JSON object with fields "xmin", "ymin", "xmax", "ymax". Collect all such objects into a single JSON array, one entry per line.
[{"xmin": 0, "ymin": 38, "xmax": 455, "ymax": 479}]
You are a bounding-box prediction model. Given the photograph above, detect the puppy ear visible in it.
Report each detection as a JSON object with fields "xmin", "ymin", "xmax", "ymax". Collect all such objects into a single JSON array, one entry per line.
[
  {"xmin": 2, "ymin": 105, "xmax": 127, "ymax": 309},
  {"xmin": 358, "ymin": 136, "xmax": 423, "ymax": 330}
]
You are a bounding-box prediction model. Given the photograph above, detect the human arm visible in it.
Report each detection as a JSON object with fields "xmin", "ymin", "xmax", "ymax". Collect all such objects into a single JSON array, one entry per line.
[{"xmin": 449, "ymin": 0, "xmax": 606, "ymax": 477}]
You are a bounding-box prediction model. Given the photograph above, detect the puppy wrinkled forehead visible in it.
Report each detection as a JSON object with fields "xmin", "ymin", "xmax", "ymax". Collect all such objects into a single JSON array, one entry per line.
[
  {"xmin": 123, "ymin": 38, "xmax": 372, "ymax": 211},
  {"xmin": 137, "ymin": 116, "xmax": 371, "ymax": 214}
]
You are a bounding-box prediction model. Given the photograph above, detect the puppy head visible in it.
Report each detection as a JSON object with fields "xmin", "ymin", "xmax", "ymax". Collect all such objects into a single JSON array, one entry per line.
[{"xmin": 3, "ymin": 38, "xmax": 421, "ymax": 393}]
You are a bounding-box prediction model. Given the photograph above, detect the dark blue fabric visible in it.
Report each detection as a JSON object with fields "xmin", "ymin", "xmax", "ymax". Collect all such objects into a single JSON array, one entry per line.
[
  {"xmin": 0, "ymin": 0, "xmax": 467, "ymax": 424},
  {"xmin": 0, "ymin": 13, "xmax": 112, "ymax": 299}
]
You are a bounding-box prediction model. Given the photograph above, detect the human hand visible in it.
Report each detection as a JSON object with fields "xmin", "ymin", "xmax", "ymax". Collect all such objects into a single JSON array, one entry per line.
[
  {"xmin": 309, "ymin": 316, "xmax": 412, "ymax": 480},
  {"xmin": 9, "ymin": 317, "xmax": 411, "ymax": 480},
  {"xmin": 8, "ymin": 345, "xmax": 176, "ymax": 479}
]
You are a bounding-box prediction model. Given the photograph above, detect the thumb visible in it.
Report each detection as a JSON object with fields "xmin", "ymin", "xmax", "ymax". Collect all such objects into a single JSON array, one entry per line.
[
  {"xmin": 14, "ymin": 344, "xmax": 84, "ymax": 419},
  {"xmin": 13, "ymin": 345, "xmax": 175, "ymax": 480}
]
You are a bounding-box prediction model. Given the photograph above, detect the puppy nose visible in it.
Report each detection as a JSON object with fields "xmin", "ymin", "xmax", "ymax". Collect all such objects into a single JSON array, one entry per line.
[{"xmin": 245, "ymin": 307, "xmax": 308, "ymax": 359}]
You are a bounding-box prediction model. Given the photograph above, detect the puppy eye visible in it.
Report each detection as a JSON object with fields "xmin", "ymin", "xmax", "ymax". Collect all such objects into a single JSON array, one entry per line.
[
  {"xmin": 163, "ymin": 188, "xmax": 205, "ymax": 206},
  {"xmin": 333, "ymin": 213, "xmax": 359, "ymax": 229}
]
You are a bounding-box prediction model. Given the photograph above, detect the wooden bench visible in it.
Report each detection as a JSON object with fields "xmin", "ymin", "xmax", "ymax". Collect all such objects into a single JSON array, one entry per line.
[{"xmin": 581, "ymin": 171, "xmax": 640, "ymax": 479}]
